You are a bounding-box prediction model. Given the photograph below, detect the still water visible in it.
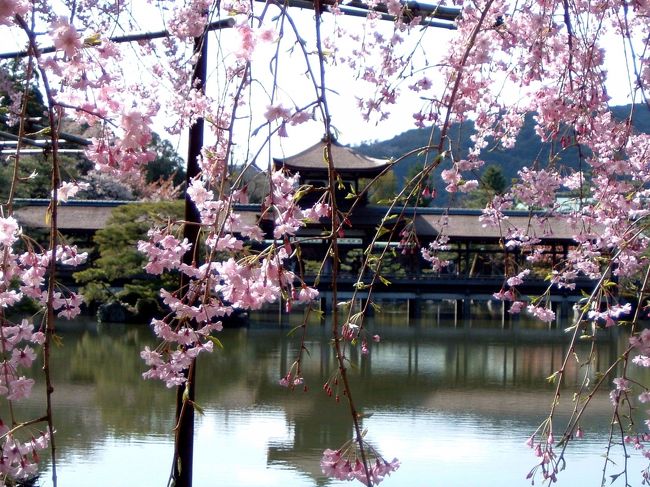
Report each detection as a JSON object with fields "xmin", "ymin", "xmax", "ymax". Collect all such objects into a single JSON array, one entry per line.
[{"xmin": 15, "ymin": 313, "xmax": 650, "ymax": 487}]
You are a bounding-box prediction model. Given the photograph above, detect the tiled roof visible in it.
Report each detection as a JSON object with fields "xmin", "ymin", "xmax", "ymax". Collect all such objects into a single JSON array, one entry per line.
[
  {"xmin": 14, "ymin": 204, "xmax": 113, "ymax": 230},
  {"xmin": 414, "ymin": 213, "xmax": 581, "ymax": 241},
  {"xmin": 14, "ymin": 201, "xmax": 260, "ymax": 231},
  {"xmin": 273, "ymin": 139, "xmax": 390, "ymax": 175}
]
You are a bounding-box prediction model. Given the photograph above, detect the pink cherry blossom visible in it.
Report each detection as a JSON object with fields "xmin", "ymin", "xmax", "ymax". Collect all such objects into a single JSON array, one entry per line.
[
  {"xmin": 55, "ymin": 182, "xmax": 89, "ymax": 203},
  {"xmin": 235, "ymin": 24, "xmax": 256, "ymax": 61},
  {"xmin": 0, "ymin": 216, "xmax": 19, "ymax": 246},
  {"xmin": 527, "ymin": 305, "xmax": 555, "ymax": 323},
  {"xmin": 264, "ymin": 104, "xmax": 291, "ymax": 122},
  {"xmin": 50, "ymin": 17, "xmax": 82, "ymax": 58}
]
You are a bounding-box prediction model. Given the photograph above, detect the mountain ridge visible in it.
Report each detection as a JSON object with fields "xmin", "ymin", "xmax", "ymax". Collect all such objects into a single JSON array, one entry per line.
[{"xmin": 354, "ymin": 104, "xmax": 650, "ymax": 205}]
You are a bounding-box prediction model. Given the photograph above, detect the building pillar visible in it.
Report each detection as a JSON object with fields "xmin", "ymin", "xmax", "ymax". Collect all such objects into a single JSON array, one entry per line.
[
  {"xmin": 408, "ymin": 296, "xmax": 422, "ymax": 320},
  {"xmin": 320, "ymin": 296, "xmax": 329, "ymax": 318},
  {"xmin": 560, "ymin": 298, "xmax": 570, "ymax": 326},
  {"xmin": 362, "ymin": 298, "xmax": 374, "ymax": 317},
  {"xmin": 455, "ymin": 298, "xmax": 463, "ymax": 327},
  {"xmin": 456, "ymin": 297, "xmax": 471, "ymax": 328},
  {"xmin": 463, "ymin": 296, "xmax": 471, "ymax": 329}
]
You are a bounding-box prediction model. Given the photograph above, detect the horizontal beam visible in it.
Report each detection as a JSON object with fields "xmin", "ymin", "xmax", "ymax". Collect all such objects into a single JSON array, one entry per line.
[
  {"xmin": 0, "ymin": 115, "xmax": 92, "ymax": 147},
  {"xmin": 262, "ymin": 0, "xmax": 460, "ymax": 28},
  {"xmin": 0, "ymin": 18, "xmax": 236, "ymax": 60},
  {"xmin": 1, "ymin": 148, "xmax": 85, "ymax": 155},
  {"xmin": 346, "ymin": 0, "xmax": 460, "ymax": 21}
]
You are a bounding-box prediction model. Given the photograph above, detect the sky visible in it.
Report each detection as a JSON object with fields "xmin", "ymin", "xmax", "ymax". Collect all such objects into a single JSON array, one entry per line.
[
  {"xmin": 159, "ymin": 7, "xmax": 639, "ymax": 166},
  {"xmin": 0, "ymin": 3, "xmax": 640, "ymax": 166}
]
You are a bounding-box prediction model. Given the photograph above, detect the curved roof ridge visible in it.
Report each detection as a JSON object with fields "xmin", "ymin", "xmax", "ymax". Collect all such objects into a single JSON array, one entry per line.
[{"xmin": 273, "ymin": 139, "xmax": 390, "ymax": 175}]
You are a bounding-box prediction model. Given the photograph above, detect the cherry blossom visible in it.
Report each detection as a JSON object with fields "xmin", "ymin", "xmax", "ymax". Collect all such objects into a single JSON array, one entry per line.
[
  {"xmin": 55, "ymin": 181, "xmax": 90, "ymax": 202},
  {"xmin": 320, "ymin": 442, "xmax": 400, "ymax": 485},
  {"xmin": 50, "ymin": 17, "xmax": 82, "ymax": 58},
  {"xmin": 0, "ymin": 216, "xmax": 19, "ymax": 247}
]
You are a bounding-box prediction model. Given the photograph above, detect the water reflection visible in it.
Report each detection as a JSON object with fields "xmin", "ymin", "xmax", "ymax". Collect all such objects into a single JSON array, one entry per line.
[{"xmin": 15, "ymin": 320, "xmax": 649, "ymax": 486}]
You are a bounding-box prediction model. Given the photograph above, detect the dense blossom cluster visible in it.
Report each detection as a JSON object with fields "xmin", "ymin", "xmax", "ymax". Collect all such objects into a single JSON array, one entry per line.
[
  {"xmin": 321, "ymin": 444, "xmax": 400, "ymax": 485},
  {"xmin": 0, "ymin": 314, "xmax": 51, "ymax": 479},
  {"xmin": 138, "ymin": 169, "xmax": 322, "ymax": 387},
  {"xmin": 420, "ymin": 234, "xmax": 450, "ymax": 273},
  {"xmin": 0, "ymin": 430, "xmax": 50, "ymax": 480},
  {"xmin": 1, "ymin": 217, "xmax": 86, "ymax": 318}
]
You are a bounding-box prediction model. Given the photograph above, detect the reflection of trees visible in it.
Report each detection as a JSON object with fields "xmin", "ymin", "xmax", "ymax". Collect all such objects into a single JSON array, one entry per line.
[
  {"xmin": 9, "ymin": 324, "xmax": 627, "ymax": 481},
  {"xmin": 67, "ymin": 328, "xmax": 175, "ymax": 436},
  {"xmin": 6, "ymin": 327, "xmax": 176, "ymax": 463}
]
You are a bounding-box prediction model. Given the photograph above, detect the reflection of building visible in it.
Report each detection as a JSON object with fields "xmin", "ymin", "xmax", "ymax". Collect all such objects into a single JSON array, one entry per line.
[{"xmin": 261, "ymin": 333, "xmax": 620, "ymax": 485}]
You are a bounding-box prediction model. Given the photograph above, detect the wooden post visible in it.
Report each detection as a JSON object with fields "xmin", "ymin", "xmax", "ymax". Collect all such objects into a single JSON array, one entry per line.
[
  {"xmin": 408, "ymin": 296, "xmax": 421, "ymax": 320},
  {"xmin": 463, "ymin": 296, "xmax": 471, "ymax": 329},
  {"xmin": 172, "ymin": 30, "xmax": 208, "ymax": 487}
]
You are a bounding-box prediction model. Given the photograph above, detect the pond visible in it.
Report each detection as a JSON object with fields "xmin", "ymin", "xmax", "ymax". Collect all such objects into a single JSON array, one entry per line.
[{"xmin": 14, "ymin": 314, "xmax": 650, "ymax": 487}]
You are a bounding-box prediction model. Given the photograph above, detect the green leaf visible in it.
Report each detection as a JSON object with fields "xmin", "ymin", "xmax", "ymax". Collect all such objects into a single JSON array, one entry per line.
[
  {"xmin": 206, "ymin": 336, "xmax": 224, "ymax": 350},
  {"xmin": 52, "ymin": 334, "xmax": 64, "ymax": 348},
  {"xmin": 379, "ymin": 276, "xmax": 391, "ymax": 286},
  {"xmin": 30, "ymin": 126, "xmax": 51, "ymax": 137},
  {"xmin": 84, "ymin": 33, "xmax": 102, "ymax": 47},
  {"xmin": 287, "ymin": 324, "xmax": 304, "ymax": 337},
  {"xmin": 376, "ymin": 226, "xmax": 390, "ymax": 237},
  {"xmin": 192, "ymin": 401, "xmax": 205, "ymax": 416}
]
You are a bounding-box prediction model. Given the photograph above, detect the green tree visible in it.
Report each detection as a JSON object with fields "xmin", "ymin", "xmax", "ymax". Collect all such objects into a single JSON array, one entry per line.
[
  {"xmin": 74, "ymin": 201, "xmax": 184, "ymax": 311},
  {"xmin": 0, "ymin": 152, "xmax": 82, "ymax": 199},
  {"xmin": 0, "ymin": 60, "xmax": 96, "ymax": 200},
  {"xmin": 462, "ymin": 165, "xmax": 508, "ymax": 208},
  {"xmin": 0, "ymin": 59, "xmax": 45, "ymax": 133},
  {"xmin": 145, "ymin": 133, "xmax": 186, "ymax": 187},
  {"xmin": 366, "ymin": 171, "xmax": 397, "ymax": 204}
]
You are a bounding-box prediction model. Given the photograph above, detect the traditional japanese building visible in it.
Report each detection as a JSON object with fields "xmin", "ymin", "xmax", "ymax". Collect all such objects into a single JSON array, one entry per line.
[
  {"xmin": 273, "ymin": 137, "xmax": 397, "ymax": 276},
  {"xmin": 273, "ymin": 137, "xmax": 391, "ymax": 209}
]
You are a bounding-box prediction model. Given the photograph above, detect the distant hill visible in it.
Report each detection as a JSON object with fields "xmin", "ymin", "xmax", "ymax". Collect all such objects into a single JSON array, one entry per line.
[{"xmin": 355, "ymin": 104, "xmax": 650, "ymax": 206}]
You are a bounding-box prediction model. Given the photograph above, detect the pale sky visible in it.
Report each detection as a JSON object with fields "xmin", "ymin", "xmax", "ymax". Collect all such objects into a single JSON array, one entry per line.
[{"xmin": 0, "ymin": 4, "xmax": 639, "ymax": 167}]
